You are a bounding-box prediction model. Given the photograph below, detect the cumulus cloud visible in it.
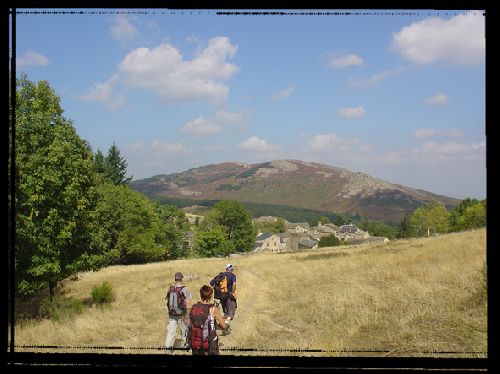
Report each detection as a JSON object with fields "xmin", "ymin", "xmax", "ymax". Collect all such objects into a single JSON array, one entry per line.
[
  {"xmin": 151, "ymin": 140, "xmax": 191, "ymax": 153},
  {"xmin": 350, "ymin": 66, "xmax": 407, "ymax": 87},
  {"xmin": 424, "ymin": 93, "xmax": 448, "ymax": 106},
  {"xmin": 110, "ymin": 15, "xmax": 138, "ymax": 41},
  {"xmin": 306, "ymin": 133, "xmax": 359, "ymax": 152},
  {"xmin": 443, "ymin": 128, "xmax": 463, "ymax": 138},
  {"xmin": 392, "ymin": 11, "xmax": 485, "ymax": 65},
  {"xmin": 413, "ymin": 128, "xmax": 438, "ymax": 139},
  {"xmin": 17, "ymin": 50, "xmax": 49, "ymax": 68},
  {"xmin": 181, "ymin": 110, "xmax": 247, "ymax": 135},
  {"xmin": 83, "ymin": 36, "xmax": 239, "ymax": 109},
  {"xmin": 117, "ymin": 36, "xmax": 238, "ymax": 104},
  {"xmin": 271, "ymin": 85, "xmax": 295, "ymax": 101},
  {"xmin": 238, "ymin": 136, "xmax": 281, "ymax": 152},
  {"xmin": 327, "ymin": 52, "xmax": 363, "ymax": 69},
  {"xmin": 411, "ymin": 140, "xmax": 485, "ymax": 161},
  {"xmin": 337, "ymin": 106, "xmax": 365, "ymax": 118},
  {"xmin": 80, "ymin": 74, "xmax": 125, "ymax": 111},
  {"xmin": 126, "ymin": 142, "xmax": 144, "ymax": 151}
]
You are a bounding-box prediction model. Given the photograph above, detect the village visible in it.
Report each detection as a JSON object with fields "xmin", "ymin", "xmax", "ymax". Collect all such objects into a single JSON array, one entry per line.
[{"xmin": 185, "ymin": 213, "xmax": 389, "ymax": 254}]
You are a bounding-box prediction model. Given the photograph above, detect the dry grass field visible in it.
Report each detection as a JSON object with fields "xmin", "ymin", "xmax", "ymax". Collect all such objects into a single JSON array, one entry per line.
[{"xmin": 11, "ymin": 228, "xmax": 487, "ymax": 358}]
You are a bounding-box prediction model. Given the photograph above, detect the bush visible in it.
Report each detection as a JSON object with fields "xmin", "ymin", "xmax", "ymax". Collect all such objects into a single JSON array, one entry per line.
[
  {"xmin": 39, "ymin": 296, "xmax": 84, "ymax": 321},
  {"xmin": 91, "ymin": 281, "xmax": 114, "ymax": 305},
  {"xmin": 318, "ymin": 234, "xmax": 343, "ymax": 247}
]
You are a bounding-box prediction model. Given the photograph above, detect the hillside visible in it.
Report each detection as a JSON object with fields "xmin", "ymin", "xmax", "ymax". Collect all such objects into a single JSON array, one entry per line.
[
  {"xmin": 12, "ymin": 229, "xmax": 486, "ymax": 359},
  {"xmin": 130, "ymin": 159, "xmax": 460, "ymax": 223}
]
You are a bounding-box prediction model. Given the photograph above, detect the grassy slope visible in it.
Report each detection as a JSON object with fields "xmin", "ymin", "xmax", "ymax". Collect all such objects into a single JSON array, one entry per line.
[{"xmin": 12, "ymin": 229, "xmax": 487, "ymax": 357}]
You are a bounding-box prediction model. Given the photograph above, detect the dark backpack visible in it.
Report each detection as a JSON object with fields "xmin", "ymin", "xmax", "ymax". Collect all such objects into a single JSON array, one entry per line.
[
  {"xmin": 166, "ymin": 285, "xmax": 186, "ymax": 316},
  {"xmin": 213, "ymin": 272, "xmax": 231, "ymax": 300},
  {"xmin": 187, "ymin": 302, "xmax": 213, "ymax": 351}
]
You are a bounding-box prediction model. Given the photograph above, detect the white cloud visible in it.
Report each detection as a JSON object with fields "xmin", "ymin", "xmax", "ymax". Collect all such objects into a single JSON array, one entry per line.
[
  {"xmin": 327, "ymin": 52, "xmax": 363, "ymax": 69},
  {"xmin": 392, "ymin": 11, "xmax": 485, "ymax": 65},
  {"xmin": 424, "ymin": 93, "xmax": 448, "ymax": 106},
  {"xmin": 413, "ymin": 128, "xmax": 438, "ymax": 139},
  {"xmin": 350, "ymin": 66, "xmax": 407, "ymax": 87},
  {"xmin": 110, "ymin": 15, "xmax": 137, "ymax": 41},
  {"xmin": 80, "ymin": 75, "xmax": 125, "ymax": 111},
  {"xmin": 411, "ymin": 140, "xmax": 485, "ymax": 161},
  {"xmin": 17, "ymin": 50, "xmax": 49, "ymax": 68},
  {"xmin": 337, "ymin": 106, "xmax": 365, "ymax": 118},
  {"xmin": 306, "ymin": 133, "xmax": 358, "ymax": 152},
  {"xmin": 181, "ymin": 110, "xmax": 248, "ymax": 136},
  {"xmin": 117, "ymin": 36, "xmax": 239, "ymax": 104},
  {"xmin": 443, "ymin": 129, "xmax": 464, "ymax": 138},
  {"xmin": 181, "ymin": 116, "xmax": 223, "ymax": 135},
  {"xmin": 271, "ymin": 85, "xmax": 295, "ymax": 101},
  {"xmin": 238, "ymin": 136, "xmax": 281, "ymax": 152},
  {"xmin": 126, "ymin": 142, "xmax": 144, "ymax": 151},
  {"xmin": 151, "ymin": 140, "xmax": 191, "ymax": 153}
]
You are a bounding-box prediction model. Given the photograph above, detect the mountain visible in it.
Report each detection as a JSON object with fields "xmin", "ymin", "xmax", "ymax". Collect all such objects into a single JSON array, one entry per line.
[{"xmin": 129, "ymin": 159, "xmax": 460, "ymax": 223}]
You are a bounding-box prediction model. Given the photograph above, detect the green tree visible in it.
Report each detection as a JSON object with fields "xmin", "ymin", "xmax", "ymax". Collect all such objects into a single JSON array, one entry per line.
[
  {"xmin": 195, "ymin": 226, "xmax": 234, "ymax": 257},
  {"xmin": 398, "ymin": 213, "xmax": 412, "ymax": 239},
  {"xmin": 319, "ymin": 216, "xmax": 330, "ymax": 225},
  {"xmin": 318, "ymin": 234, "xmax": 342, "ymax": 247},
  {"xmin": 449, "ymin": 197, "xmax": 480, "ymax": 231},
  {"xmin": 93, "ymin": 183, "xmax": 166, "ymax": 264},
  {"xmin": 196, "ymin": 200, "xmax": 256, "ymax": 256},
  {"xmin": 93, "ymin": 149, "xmax": 106, "ymax": 174},
  {"xmin": 104, "ymin": 142, "xmax": 132, "ymax": 185},
  {"xmin": 274, "ymin": 217, "xmax": 286, "ymax": 233},
  {"xmin": 15, "ymin": 75, "xmax": 105, "ymax": 299},
  {"xmin": 156, "ymin": 204, "xmax": 190, "ymax": 259},
  {"xmin": 457, "ymin": 202, "xmax": 486, "ymax": 230},
  {"xmin": 410, "ymin": 201, "xmax": 450, "ymax": 237}
]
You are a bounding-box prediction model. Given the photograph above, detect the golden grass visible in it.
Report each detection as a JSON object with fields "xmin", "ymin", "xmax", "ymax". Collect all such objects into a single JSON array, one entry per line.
[{"xmin": 11, "ymin": 229, "xmax": 487, "ymax": 357}]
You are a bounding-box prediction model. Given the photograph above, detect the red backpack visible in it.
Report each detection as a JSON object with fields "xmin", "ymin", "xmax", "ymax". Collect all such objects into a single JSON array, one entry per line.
[{"xmin": 187, "ymin": 302, "xmax": 214, "ymax": 351}]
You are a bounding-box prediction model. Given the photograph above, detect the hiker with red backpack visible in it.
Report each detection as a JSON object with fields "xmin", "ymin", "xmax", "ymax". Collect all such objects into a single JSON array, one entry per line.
[
  {"xmin": 188, "ymin": 285, "xmax": 228, "ymax": 355},
  {"xmin": 164, "ymin": 272, "xmax": 192, "ymax": 351},
  {"xmin": 210, "ymin": 264, "xmax": 237, "ymax": 326}
]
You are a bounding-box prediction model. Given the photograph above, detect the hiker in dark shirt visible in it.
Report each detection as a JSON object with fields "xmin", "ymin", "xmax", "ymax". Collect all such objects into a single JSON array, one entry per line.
[{"xmin": 210, "ymin": 264, "xmax": 237, "ymax": 326}]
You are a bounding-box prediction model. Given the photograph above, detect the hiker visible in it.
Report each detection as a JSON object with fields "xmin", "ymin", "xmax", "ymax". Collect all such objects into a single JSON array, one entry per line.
[
  {"xmin": 210, "ymin": 264, "xmax": 237, "ymax": 326},
  {"xmin": 188, "ymin": 285, "xmax": 228, "ymax": 355},
  {"xmin": 165, "ymin": 272, "xmax": 192, "ymax": 351}
]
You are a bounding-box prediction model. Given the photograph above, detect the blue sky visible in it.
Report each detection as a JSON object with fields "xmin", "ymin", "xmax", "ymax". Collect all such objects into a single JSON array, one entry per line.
[{"xmin": 14, "ymin": 9, "xmax": 486, "ymax": 200}]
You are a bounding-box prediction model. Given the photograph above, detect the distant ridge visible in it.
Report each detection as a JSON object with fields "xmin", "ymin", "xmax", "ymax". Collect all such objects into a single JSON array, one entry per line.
[{"xmin": 130, "ymin": 159, "xmax": 460, "ymax": 222}]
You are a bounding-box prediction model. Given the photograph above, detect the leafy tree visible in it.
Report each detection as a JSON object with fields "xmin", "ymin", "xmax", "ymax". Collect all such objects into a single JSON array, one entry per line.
[
  {"xmin": 319, "ymin": 216, "xmax": 330, "ymax": 225},
  {"xmin": 449, "ymin": 197, "xmax": 480, "ymax": 231},
  {"xmin": 275, "ymin": 217, "xmax": 286, "ymax": 233},
  {"xmin": 15, "ymin": 75, "xmax": 105, "ymax": 299},
  {"xmin": 457, "ymin": 202, "xmax": 486, "ymax": 230},
  {"xmin": 93, "ymin": 183, "xmax": 166, "ymax": 264},
  {"xmin": 410, "ymin": 201, "xmax": 450, "ymax": 237},
  {"xmin": 196, "ymin": 200, "xmax": 256, "ymax": 256},
  {"xmin": 104, "ymin": 142, "xmax": 132, "ymax": 185},
  {"xmin": 398, "ymin": 213, "xmax": 412, "ymax": 239},
  {"xmin": 195, "ymin": 226, "xmax": 234, "ymax": 257},
  {"xmin": 93, "ymin": 149, "xmax": 106, "ymax": 174},
  {"xmin": 156, "ymin": 204, "xmax": 190, "ymax": 259},
  {"xmin": 318, "ymin": 234, "xmax": 342, "ymax": 247}
]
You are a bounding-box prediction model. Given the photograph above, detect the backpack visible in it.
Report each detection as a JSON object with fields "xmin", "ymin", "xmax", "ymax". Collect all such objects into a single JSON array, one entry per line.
[
  {"xmin": 187, "ymin": 302, "xmax": 214, "ymax": 351},
  {"xmin": 212, "ymin": 272, "xmax": 230, "ymax": 300},
  {"xmin": 166, "ymin": 285, "xmax": 186, "ymax": 316}
]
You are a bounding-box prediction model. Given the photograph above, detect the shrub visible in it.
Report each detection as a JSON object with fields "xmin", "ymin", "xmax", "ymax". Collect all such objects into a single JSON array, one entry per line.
[
  {"xmin": 91, "ymin": 281, "xmax": 114, "ymax": 305},
  {"xmin": 39, "ymin": 296, "xmax": 84, "ymax": 321},
  {"xmin": 318, "ymin": 234, "xmax": 343, "ymax": 247}
]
